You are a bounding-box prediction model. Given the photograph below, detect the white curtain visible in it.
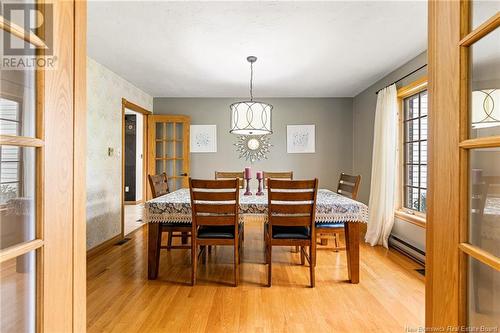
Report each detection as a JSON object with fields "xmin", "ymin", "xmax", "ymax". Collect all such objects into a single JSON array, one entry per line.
[{"xmin": 365, "ymin": 84, "xmax": 399, "ymax": 248}]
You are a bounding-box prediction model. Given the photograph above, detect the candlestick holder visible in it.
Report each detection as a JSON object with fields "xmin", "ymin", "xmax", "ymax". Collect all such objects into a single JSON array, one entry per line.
[
  {"xmin": 256, "ymin": 178, "xmax": 264, "ymax": 196},
  {"xmin": 244, "ymin": 178, "xmax": 252, "ymax": 195}
]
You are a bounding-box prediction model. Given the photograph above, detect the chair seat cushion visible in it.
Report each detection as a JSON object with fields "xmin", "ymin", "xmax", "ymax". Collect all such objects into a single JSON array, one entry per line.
[
  {"xmin": 266, "ymin": 224, "xmax": 310, "ymax": 239},
  {"xmin": 197, "ymin": 225, "xmax": 240, "ymax": 239},
  {"xmin": 316, "ymin": 222, "xmax": 345, "ymax": 229},
  {"xmin": 160, "ymin": 222, "xmax": 191, "ymax": 228}
]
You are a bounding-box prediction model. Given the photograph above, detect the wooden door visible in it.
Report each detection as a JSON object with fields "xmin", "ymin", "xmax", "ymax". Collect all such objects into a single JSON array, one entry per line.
[
  {"xmin": 147, "ymin": 115, "xmax": 190, "ymax": 198},
  {"xmin": 428, "ymin": 1, "xmax": 499, "ymax": 328},
  {"xmin": 0, "ymin": 1, "xmax": 86, "ymax": 332}
]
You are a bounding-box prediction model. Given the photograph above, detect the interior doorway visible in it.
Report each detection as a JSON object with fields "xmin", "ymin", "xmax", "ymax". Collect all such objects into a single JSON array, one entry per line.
[{"xmin": 121, "ymin": 98, "xmax": 151, "ymax": 236}]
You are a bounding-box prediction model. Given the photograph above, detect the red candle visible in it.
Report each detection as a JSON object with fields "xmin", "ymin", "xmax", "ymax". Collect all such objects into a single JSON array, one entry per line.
[
  {"xmin": 244, "ymin": 167, "xmax": 251, "ymax": 179},
  {"xmin": 256, "ymin": 171, "xmax": 262, "ymax": 180}
]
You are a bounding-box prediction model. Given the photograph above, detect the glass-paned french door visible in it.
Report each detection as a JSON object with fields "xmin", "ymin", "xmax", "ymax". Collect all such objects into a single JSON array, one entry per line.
[
  {"xmin": 0, "ymin": 7, "xmax": 44, "ymax": 332},
  {"xmin": 147, "ymin": 115, "xmax": 190, "ymax": 197},
  {"xmin": 459, "ymin": 1, "xmax": 500, "ymax": 326}
]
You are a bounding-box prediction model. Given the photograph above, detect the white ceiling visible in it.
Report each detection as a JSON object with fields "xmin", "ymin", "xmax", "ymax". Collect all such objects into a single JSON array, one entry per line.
[{"xmin": 87, "ymin": 1, "xmax": 427, "ymax": 98}]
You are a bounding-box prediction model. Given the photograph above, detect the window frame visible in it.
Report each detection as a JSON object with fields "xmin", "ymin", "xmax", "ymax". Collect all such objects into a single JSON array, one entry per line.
[{"xmin": 396, "ymin": 76, "xmax": 428, "ymax": 228}]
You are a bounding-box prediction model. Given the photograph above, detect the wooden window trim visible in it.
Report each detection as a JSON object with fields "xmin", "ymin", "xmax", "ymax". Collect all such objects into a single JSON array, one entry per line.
[
  {"xmin": 397, "ymin": 77, "xmax": 428, "ymax": 217},
  {"xmin": 397, "ymin": 76, "xmax": 428, "ymax": 99},
  {"xmin": 395, "ymin": 209, "xmax": 426, "ymax": 228}
]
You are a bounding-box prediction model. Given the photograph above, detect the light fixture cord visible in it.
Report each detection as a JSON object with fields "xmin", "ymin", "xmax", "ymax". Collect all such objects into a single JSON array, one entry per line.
[{"xmin": 250, "ymin": 61, "xmax": 254, "ymax": 101}]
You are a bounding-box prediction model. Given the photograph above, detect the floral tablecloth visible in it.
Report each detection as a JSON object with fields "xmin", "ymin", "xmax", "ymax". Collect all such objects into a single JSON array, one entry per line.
[{"xmin": 144, "ymin": 188, "xmax": 368, "ymax": 224}]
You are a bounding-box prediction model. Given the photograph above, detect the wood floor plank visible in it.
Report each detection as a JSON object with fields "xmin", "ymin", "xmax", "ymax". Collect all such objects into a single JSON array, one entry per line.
[{"xmin": 87, "ymin": 219, "xmax": 424, "ymax": 333}]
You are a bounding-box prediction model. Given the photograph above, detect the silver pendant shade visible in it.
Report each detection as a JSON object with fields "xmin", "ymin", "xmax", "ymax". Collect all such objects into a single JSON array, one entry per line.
[{"xmin": 229, "ymin": 56, "xmax": 273, "ymax": 135}]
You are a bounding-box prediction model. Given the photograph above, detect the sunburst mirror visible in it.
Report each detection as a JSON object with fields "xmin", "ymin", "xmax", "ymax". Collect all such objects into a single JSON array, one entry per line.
[{"xmin": 234, "ymin": 135, "xmax": 272, "ymax": 163}]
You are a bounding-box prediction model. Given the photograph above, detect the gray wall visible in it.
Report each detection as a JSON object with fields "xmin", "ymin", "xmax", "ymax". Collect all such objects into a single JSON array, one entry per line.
[
  {"xmin": 153, "ymin": 98, "xmax": 353, "ymax": 190},
  {"xmin": 352, "ymin": 51, "xmax": 427, "ymax": 252},
  {"xmin": 353, "ymin": 51, "xmax": 427, "ymax": 204}
]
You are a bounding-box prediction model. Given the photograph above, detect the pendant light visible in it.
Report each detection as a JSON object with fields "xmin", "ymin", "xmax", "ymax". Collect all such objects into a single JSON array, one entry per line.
[{"xmin": 229, "ymin": 56, "xmax": 273, "ymax": 135}]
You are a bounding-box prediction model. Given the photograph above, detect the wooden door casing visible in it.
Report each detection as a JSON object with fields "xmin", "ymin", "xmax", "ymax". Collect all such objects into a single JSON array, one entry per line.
[{"xmin": 147, "ymin": 115, "xmax": 190, "ymax": 199}]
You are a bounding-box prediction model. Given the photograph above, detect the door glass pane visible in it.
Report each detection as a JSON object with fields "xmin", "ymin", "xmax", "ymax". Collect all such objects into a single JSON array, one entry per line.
[
  {"xmin": 470, "ymin": 28, "xmax": 500, "ymax": 138},
  {"xmin": 176, "ymin": 141, "xmax": 183, "ymax": 158},
  {"xmin": 155, "ymin": 142, "xmax": 164, "ymax": 158},
  {"xmin": 176, "ymin": 178, "xmax": 184, "ymax": 189},
  {"xmin": 0, "ymin": 250, "xmax": 37, "ymax": 333},
  {"xmin": 0, "ymin": 61, "xmax": 36, "ymax": 137},
  {"xmin": 469, "ymin": 148, "xmax": 500, "ymax": 256},
  {"xmin": 468, "ymin": 257, "xmax": 499, "ymax": 326},
  {"xmin": 0, "ymin": 146, "xmax": 36, "ymax": 249},
  {"xmin": 471, "ymin": 0, "xmax": 500, "ymax": 30},
  {"xmin": 166, "ymin": 123, "xmax": 174, "ymax": 140},
  {"xmin": 175, "ymin": 123, "xmax": 183, "ymax": 141},
  {"xmin": 155, "ymin": 123, "xmax": 164, "ymax": 140}
]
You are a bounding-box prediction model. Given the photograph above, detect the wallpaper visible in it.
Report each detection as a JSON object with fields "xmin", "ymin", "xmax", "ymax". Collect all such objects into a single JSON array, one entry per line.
[{"xmin": 86, "ymin": 57, "xmax": 153, "ymax": 250}]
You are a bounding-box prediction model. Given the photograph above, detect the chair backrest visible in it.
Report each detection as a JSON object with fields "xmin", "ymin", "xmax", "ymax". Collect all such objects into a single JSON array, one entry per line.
[
  {"xmin": 215, "ymin": 171, "xmax": 245, "ymax": 188},
  {"xmin": 189, "ymin": 178, "xmax": 240, "ymax": 228},
  {"xmin": 267, "ymin": 179, "xmax": 318, "ymax": 229},
  {"xmin": 336, "ymin": 173, "xmax": 361, "ymax": 200},
  {"xmin": 148, "ymin": 173, "xmax": 169, "ymax": 198},
  {"xmin": 263, "ymin": 171, "xmax": 293, "ymax": 188}
]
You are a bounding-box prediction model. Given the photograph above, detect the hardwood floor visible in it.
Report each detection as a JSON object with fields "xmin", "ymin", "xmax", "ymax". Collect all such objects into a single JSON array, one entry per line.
[{"xmin": 87, "ymin": 219, "xmax": 424, "ymax": 332}]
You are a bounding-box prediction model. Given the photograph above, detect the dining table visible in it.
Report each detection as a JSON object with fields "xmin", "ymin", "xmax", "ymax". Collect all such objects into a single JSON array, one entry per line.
[{"xmin": 144, "ymin": 188, "xmax": 368, "ymax": 283}]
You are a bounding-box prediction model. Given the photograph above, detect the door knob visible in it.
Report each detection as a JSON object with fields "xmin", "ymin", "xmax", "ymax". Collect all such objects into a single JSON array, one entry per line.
[{"xmin": 180, "ymin": 173, "xmax": 188, "ymax": 176}]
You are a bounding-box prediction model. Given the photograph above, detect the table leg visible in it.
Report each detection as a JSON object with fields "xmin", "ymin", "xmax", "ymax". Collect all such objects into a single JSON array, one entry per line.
[
  {"xmin": 181, "ymin": 232, "xmax": 188, "ymax": 244},
  {"xmin": 148, "ymin": 223, "xmax": 161, "ymax": 280},
  {"xmin": 344, "ymin": 222, "xmax": 360, "ymax": 284}
]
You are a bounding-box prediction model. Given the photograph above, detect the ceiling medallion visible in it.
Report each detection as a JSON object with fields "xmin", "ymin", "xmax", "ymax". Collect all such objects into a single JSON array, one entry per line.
[{"xmin": 234, "ymin": 135, "xmax": 272, "ymax": 163}]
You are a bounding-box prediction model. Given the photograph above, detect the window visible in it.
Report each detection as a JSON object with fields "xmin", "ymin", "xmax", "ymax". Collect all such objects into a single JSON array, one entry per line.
[
  {"xmin": 0, "ymin": 97, "xmax": 22, "ymax": 204},
  {"xmin": 403, "ymin": 90, "xmax": 427, "ymax": 213}
]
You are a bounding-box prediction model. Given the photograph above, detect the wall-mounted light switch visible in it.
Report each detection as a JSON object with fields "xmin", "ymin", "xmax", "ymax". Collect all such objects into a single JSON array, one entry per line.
[{"xmin": 125, "ymin": 186, "xmax": 129, "ymax": 192}]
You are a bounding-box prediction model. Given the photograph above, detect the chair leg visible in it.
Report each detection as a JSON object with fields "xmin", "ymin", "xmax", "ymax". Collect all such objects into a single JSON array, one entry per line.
[
  {"xmin": 300, "ymin": 246, "xmax": 305, "ymax": 265},
  {"xmin": 294, "ymin": 246, "xmax": 300, "ymax": 253},
  {"xmin": 333, "ymin": 234, "xmax": 339, "ymax": 252},
  {"xmin": 191, "ymin": 239, "xmax": 197, "ymax": 286},
  {"xmin": 267, "ymin": 241, "xmax": 272, "ymax": 287},
  {"xmin": 167, "ymin": 231, "xmax": 172, "ymax": 250},
  {"xmin": 310, "ymin": 243, "xmax": 316, "ymax": 288},
  {"xmin": 181, "ymin": 232, "xmax": 188, "ymax": 244},
  {"xmin": 234, "ymin": 240, "xmax": 239, "ymax": 287},
  {"xmin": 238, "ymin": 231, "xmax": 243, "ymax": 264}
]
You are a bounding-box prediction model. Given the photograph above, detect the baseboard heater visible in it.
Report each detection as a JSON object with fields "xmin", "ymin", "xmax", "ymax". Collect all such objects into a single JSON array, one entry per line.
[{"xmin": 388, "ymin": 235, "xmax": 425, "ymax": 266}]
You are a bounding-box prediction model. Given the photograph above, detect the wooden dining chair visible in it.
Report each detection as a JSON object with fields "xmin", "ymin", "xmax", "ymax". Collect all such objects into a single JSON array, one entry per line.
[
  {"xmin": 215, "ymin": 171, "xmax": 245, "ymax": 188},
  {"xmin": 316, "ymin": 173, "xmax": 361, "ymax": 252},
  {"xmin": 189, "ymin": 178, "xmax": 242, "ymax": 286},
  {"xmin": 148, "ymin": 173, "xmax": 191, "ymax": 250},
  {"xmin": 263, "ymin": 171, "xmax": 293, "ymax": 188},
  {"xmin": 265, "ymin": 178, "xmax": 318, "ymax": 287}
]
